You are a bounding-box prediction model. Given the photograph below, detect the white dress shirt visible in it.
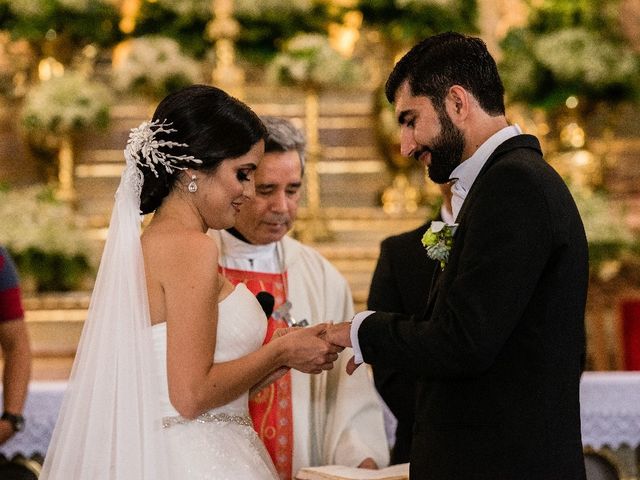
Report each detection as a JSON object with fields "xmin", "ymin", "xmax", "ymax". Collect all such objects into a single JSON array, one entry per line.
[
  {"xmin": 351, "ymin": 124, "xmax": 523, "ymax": 365},
  {"xmin": 449, "ymin": 124, "xmax": 522, "ymax": 221}
]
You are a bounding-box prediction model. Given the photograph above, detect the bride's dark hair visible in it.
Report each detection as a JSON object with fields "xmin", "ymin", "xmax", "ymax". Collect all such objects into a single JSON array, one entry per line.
[{"xmin": 138, "ymin": 84, "xmax": 266, "ymax": 214}]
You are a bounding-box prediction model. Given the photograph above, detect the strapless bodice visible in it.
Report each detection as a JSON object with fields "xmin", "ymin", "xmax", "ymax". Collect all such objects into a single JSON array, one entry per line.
[{"xmin": 152, "ymin": 283, "xmax": 267, "ymax": 417}]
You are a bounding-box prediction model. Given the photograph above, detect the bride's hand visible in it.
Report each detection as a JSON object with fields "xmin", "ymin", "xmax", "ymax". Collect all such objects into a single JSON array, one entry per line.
[
  {"xmin": 272, "ymin": 327, "xmax": 296, "ymax": 340},
  {"xmin": 250, "ymin": 366, "xmax": 290, "ymax": 397},
  {"xmin": 275, "ymin": 323, "xmax": 341, "ymax": 374}
]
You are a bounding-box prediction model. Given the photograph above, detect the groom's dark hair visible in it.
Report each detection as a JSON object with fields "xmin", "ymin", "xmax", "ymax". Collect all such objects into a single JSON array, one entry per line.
[{"xmin": 385, "ymin": 32, "xmax": 505, "ymax": 116}]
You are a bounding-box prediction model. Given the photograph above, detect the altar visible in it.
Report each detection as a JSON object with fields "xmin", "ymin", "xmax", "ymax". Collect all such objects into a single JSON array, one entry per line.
[{"xmin": 580, "ymin": 371, "xmax": 640, "ymax": 478}]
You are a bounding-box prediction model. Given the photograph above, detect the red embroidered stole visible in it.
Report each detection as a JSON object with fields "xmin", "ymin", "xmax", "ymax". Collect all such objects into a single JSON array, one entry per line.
[{"xmin": 220, "ymin": 266, "xmax": 294, "ymax": 480}]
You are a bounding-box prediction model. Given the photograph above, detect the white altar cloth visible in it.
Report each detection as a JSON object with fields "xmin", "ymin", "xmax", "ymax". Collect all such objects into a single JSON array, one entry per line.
[
  {"xmin": 0, "ymin": 381, "xmax": 66, "ymax": 458},
  {"xmin": 580, "ymin": 371, "xmax": 640, "ymax": 449},
  {"xmin": 2, "ymin": 373, "xmax": 640, "ymax": 460}
]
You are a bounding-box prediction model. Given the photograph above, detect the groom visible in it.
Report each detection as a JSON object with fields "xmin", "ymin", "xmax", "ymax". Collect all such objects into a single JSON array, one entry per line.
[{"xmin": 327, "ymin": 32, "xmax": 588, "ymax": 480}]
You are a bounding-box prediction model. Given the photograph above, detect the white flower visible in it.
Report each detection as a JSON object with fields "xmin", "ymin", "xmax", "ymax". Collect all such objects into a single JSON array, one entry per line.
[
  {"xmin": 571, "ymin": 186, "xmax": 633, "ymax": 244},
  {"xmin": 267, "ymin": 33, "xmax": 361, "ymax": 89},
  {"xmin": 112, "ymin": 36, "xmax": 203, "ymax": 99},
  {"xmin": 21, "ymin": 72, "xmax": 111, "ymax": 135},
  {"xmin": 0, "ymin": 186, "xmax": 93, "ymax": 258},
  {"xmin": 534, "ymin": 28, "xmax": 638, "ymax": 88}
]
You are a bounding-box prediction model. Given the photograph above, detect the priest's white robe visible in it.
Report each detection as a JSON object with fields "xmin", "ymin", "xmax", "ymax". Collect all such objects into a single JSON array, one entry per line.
[{"xmin": 211, "ymin": 230, "xmax": 390, "ymax": 474}]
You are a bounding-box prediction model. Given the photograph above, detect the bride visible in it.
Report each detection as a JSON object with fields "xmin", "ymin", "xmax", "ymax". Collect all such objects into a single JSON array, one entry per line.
[{"xmin": 40, "ymin": 85, "xmax": 340, "ymax": 479}]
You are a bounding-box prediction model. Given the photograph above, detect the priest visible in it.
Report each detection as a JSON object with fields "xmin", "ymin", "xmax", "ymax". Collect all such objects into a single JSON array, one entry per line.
[{"xmin": 209, "ymin": 117, "xmax": 389, "ymax": 480}]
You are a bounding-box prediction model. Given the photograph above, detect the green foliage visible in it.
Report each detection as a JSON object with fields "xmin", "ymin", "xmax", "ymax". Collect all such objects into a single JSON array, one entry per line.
[
  {"xmin": 357, "ymin": 0, "xmax": 478, "ymax": 45},
  {"xmin": 0, "ymin": 0, "xmax": 123, "ymax": 52},
  {"xmin": 235, "ymin": 1, "xmax": 339, "ymax": 63},
  {"xmin": 11, "ymin": 247, "xmax": 91, "ymax": 292},
  {"xmin": 0, "ymin": 184, "xmax": 94, "ymax": 292},
  {"xmin": 499, "ymin": 0, "xmax": 640, "ymax": 109},
  {"xmin": 570, "ymin": 183, "xmax": 640, "ymax": 272},
  {"xmin": 526, "ymin": 0, "xmax": 616, "ymax": 33},
  {"xmin": 133, "ymin": 0, "xmax": 211, "ymax": 59}
]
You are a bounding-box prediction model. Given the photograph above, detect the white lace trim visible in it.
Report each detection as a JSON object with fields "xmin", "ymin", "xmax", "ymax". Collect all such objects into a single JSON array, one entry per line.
[{"xmin": 581, "ymin": 372, "xmax": 640, "ymax": 448}]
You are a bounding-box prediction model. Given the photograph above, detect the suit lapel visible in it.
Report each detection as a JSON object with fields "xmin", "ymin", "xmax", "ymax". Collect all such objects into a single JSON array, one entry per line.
[
  {"xmin": 422, "ymin": 134, "xmax": 542, "ymax": 319},
  {"xmin": 455, "ymin": 134, "xmax": 541, "ymax": 227}
]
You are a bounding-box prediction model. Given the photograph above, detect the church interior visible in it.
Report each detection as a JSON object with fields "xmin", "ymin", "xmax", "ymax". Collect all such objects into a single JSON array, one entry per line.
[{"xmin": 1, "ymin": 0, "xmax": 640, "ymax": 477}]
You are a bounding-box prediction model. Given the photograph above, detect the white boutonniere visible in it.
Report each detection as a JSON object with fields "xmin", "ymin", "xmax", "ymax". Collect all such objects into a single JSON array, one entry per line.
[{"xmin": 421, "ymin": 221, "xmax": 458, "ymax": 270}]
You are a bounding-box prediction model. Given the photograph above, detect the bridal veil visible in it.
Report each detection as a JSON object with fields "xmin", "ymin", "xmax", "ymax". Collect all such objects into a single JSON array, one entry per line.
[{"xmin": 40, "ymin": 141, "xmax": 169, "ymax": 479}]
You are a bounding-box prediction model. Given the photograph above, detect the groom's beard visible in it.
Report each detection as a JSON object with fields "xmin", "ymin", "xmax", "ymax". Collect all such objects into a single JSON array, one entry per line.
[{"xmin": 416, "ymin": 110, "xmax": 465, "ymax": 184}]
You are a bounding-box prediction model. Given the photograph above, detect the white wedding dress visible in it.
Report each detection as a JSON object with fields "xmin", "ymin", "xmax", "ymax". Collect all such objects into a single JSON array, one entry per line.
[{"xmin": 152, "ymin": 282, "xmax": 278, "ymax": 479}]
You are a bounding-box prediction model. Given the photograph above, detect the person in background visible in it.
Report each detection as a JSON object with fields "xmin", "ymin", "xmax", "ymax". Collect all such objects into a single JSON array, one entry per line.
[
  {"xmin": 367, "ymin": 183, "xmax": 452, "ymax": 464},
  {"xmin": 0, "ymin": 246, "xmax": 31, "ymax": 445},
  {"xmin": 210, "ymin": 116, "xmax": 389, "ymax": 479},
  {"xmin": 326, "ymin": 32, "xmax": 588, "ymax": 480}
]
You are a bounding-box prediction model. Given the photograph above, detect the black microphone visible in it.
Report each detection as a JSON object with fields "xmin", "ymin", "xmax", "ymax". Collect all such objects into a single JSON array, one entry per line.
[{"xmin": 256, "ymin": 291, "xmax": 275, "ymax": 319}]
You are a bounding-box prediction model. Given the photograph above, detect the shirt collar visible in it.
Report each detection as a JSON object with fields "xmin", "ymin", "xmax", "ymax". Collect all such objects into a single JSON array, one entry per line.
[
  {"xmin": 219, "ymin": 229, "xmax": 277, "ymax": 259},
  {"xmin": 448, "ymin": 124, "xmax": 522, "ymax": 195}
]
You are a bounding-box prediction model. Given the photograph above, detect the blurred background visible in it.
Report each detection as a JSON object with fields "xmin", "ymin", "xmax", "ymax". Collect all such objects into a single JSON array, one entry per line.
[{"xmin": 0, "ymin": 0, "xmax": 639, "ymax": 379}]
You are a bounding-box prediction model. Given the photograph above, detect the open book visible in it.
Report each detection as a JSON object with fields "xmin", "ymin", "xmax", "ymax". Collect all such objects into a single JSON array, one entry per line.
[{"xmin": 296, "ymin": 463, "xmax": 409, "ymax": 480}]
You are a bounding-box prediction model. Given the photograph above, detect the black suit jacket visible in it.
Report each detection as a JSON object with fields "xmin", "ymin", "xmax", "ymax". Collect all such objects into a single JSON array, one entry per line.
[
  {"xmin": 360, "ymin": 135, "xmax": 588, "ymax": 480},
  {"xmin": 367, "ymin": 222, "xmax": 438, "ymax": 464}
]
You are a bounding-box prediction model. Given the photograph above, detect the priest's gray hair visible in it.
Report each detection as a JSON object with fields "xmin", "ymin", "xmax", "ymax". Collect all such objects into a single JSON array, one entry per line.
[{"xmin": 261, "ymin": 116, "xmax": 306, "ymax": 176}]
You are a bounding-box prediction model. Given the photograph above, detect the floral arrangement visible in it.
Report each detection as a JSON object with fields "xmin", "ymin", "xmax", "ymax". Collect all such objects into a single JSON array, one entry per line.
[
  {"xmin": 0, "ymin": 185, "xmax": 94, "ymax": 291},
  {"xmin": 267, "ymin": 33, "xmax": 362, "ymax": 89},
  {"xmin": 421, "ymin": 221, "xmax": 458, "ymax": 270},
  {"xmin": 131, "ymin": 2, "xmax": 211, "ymax": 58},
  {"xmin": 499, "ymin": 0, "xmax": 640, "ymax": 110},
  {"xmin": 112, "ymin": 36, "xmax": 203, "ymax": 100},
  {"xmin": 570, "ymin": 184, "xmax": 639, "ymax": 279},
  {"xmin": 21, "ymin": 71, "xmax": 111, "ymax": 137}
]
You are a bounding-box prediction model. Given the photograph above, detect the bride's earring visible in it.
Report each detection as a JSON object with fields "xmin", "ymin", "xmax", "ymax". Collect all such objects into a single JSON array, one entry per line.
[{"xmin": 188, "ymin": 174, "xmax": 198, "ymax": 193}]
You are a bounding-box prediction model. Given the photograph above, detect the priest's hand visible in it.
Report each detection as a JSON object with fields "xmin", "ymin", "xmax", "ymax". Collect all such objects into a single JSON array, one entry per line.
[{"xmin": 358, "ymin": 457, "xmax": 378, "ymax": 469}]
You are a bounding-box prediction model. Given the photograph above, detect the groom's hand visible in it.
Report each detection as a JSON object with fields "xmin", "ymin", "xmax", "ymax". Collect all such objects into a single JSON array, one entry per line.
[
  {"xmin": 324, "ymin": 323, "xmax": 362, "ymax": 375},
  {"xmin": 323, "ymin": 322, "xmax": 352, "ymax": 348}
]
